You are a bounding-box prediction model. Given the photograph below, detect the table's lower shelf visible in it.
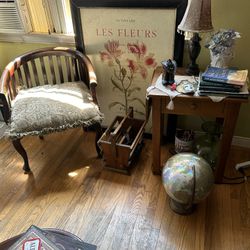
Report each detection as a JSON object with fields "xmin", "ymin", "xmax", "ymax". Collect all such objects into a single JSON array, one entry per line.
[{"xmin": 149, "ymin": 66, "xmax": 247, "ymax": 183}]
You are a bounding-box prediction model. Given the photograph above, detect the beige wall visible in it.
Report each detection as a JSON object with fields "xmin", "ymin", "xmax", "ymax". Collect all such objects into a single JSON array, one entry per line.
[
  {"xmin": 0, "ymin": 43, "xmax": 47, "ymax": 68},
  {"xmin": 0, "ymin": 0, "xmax": 249, "ymax": 136},
  {"xmin": 211, "ymin": 0, "xmax": 250, "ymax": 137},
  {"xmin": 178, "ymin": 0, "xmax": 250, "ymax": 137}
]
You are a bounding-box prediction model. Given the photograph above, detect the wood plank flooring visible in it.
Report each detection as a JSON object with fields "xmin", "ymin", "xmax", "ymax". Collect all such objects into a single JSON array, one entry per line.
[{"xmin": 0, "ymin": 128, "xmax": 250, "ymax": 249}]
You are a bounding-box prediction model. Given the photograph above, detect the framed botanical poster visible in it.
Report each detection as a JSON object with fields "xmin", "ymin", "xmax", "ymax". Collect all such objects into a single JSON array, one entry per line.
[{"xmin": 70, "ymin": 0, "xmax": 187, "ymax": 128}]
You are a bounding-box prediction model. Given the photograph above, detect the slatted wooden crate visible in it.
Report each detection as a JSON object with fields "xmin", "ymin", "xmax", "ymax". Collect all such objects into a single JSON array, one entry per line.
[{"xmin": 98, "ymin": 108, "xmax": 146, "ymax": 174}]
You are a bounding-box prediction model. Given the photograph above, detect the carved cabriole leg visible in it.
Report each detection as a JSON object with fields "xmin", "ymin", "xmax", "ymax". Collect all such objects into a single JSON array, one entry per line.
[
  {"xmin": 12, "ymin": 139, "xmax": 31, "ymax": 174},
  {"xmin": 94, "ymin": 123, "xmax": 103, "ymax": 158}
]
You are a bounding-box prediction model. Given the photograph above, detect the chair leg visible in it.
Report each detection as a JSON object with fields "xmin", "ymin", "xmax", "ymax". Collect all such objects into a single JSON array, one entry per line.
[
  {"xmin": 12, "ymin": 139, "xmax": 31, "ymax": 174},
  {"xmin": 94, "ymin": 123, "xmax": 103, "ymax": 158},
  {"xmin": 82, "ymin": 126, "xmax": 88, "ymax": 132}
]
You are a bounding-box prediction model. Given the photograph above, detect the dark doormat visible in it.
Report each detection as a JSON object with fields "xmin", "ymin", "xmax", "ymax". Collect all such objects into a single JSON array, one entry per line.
[{"xmin": 0, "ymin": 225, "xmax": 97, "ymax": 250}]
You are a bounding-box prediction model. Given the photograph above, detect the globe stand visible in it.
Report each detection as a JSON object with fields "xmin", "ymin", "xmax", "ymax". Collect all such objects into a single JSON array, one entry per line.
[
  {"xmin": 162, "ymin": 154, "xmax": 214, "ymax": 217},
  {"xmin": 169, "ymin": 198, "xmax": 196, "ymax": 215}
]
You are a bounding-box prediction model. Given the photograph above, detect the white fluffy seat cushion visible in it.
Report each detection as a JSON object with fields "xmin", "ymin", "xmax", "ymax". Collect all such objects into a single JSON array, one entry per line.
[{"xmin": 8, "ymin": 82, "xmax": 104, "ymax": 139}]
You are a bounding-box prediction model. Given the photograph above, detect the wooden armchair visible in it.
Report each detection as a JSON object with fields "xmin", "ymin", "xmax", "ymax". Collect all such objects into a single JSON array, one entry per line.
[{"xmin": 0, "ymin": 47, "xmax": 103, "ymax": 173}]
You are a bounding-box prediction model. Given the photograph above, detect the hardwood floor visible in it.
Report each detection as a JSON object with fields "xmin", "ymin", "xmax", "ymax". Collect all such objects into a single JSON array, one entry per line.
[{"xmin": 0, "ymin": 128, "xmax": 250, "ymax": 249}]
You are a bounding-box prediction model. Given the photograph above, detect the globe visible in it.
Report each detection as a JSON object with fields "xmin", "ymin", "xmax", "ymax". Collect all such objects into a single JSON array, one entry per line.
[{"xmin": 162, "ymin": 153, "xmax": 214, "ymax": 214}]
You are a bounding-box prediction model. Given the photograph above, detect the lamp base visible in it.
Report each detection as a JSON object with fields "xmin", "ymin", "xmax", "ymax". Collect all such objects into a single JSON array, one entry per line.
[
  {"xmin": 187, "ymin": 33, "xmax": 201, "ymax": 76},
  {"xmin": 186, "ymin": 63, "xmax": 200, "ymax": 76}
]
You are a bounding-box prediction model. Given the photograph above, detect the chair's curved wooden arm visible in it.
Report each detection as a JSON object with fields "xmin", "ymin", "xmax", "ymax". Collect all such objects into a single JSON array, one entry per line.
[
  {"xmin": 1, "ymin": 56, "xmax": 22, "ymax": 97},
  {"xmin": 74, "ymin": 49, "xmax": 97, "ymax": 85},
  {"xmin": 83, "ymin": 55, "xmax": 98, "ymax": 87},
  {"xmin": 83, "ymin": 55, "xmax": 99, "ymax": 105},
  {"xmin": 90, "ymin": 83, "xmax": 98, "ymax": 106},
  {"xmin": 78, "ymin": 52, "xmax": 99, "ymax": 106},
  {"xmin": 0, "ymin": 93, "xmax": 10, "ymax": 123},
  {"xmin": 0, "ymin": 61, "xmax": 18, "ymax": 123},
  {"xmin": 1, "ymin": 62, "xmax": 15, "ymax": 94}
]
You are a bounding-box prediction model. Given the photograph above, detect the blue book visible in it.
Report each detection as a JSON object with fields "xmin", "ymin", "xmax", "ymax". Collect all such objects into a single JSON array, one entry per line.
[{"xmin": 202, "ymin": 67, "xmax": 248, "ymax": 86}]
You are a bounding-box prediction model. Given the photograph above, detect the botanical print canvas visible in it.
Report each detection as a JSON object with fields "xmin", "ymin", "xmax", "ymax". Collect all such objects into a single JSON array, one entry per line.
[{"xmin": 80, "ymin": 7, "xmax": 176, "ymax": 128}]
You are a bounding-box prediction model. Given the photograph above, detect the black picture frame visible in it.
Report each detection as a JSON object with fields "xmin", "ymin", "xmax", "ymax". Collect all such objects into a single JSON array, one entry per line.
[{"xmin": 70, "ymin": 0, "xmax": 187, "ymax": 66}]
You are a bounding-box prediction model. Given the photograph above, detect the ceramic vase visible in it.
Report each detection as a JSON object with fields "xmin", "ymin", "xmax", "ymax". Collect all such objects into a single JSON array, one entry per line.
[{"xmin": 210, "ymin": 47, "xmax": 234, "ymax": 68}]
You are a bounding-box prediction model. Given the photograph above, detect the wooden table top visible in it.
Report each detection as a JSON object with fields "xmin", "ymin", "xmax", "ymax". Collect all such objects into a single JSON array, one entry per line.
[{"xmin": 149, "ymin": 66, "xmax": 248, "ymax": 103}]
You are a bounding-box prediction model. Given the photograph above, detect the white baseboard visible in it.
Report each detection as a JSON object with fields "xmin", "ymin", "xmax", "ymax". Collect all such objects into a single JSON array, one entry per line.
[
  {"xmin": 232, "ymin": 136, "xmax": 250, "ymax": 148},
  {"xmin": 194, "ymin": 131, "xmax": 250, "ymax": 149}
]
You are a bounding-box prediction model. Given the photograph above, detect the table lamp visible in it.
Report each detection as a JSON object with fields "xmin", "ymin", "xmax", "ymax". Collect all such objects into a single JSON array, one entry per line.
[{"xmin": 178, "ymin": 0, "xmax": 213, "ymax": 75}]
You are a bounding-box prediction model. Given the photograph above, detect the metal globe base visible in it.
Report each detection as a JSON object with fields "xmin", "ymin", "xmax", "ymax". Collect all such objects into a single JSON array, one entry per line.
[{"xmin": 169, "ymin": 198, "xmax": 196, "ymax": 215}]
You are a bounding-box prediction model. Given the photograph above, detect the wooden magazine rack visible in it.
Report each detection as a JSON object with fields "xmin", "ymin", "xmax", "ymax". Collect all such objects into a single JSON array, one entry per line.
[{"xmin": 98, "ymin": 107, "xmax": 146, "ymax": 174}]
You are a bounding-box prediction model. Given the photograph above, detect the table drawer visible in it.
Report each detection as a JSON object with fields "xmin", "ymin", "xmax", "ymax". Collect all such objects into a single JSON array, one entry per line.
[{"xmin": 161, "ymin": 98, "xmax": 226, "ymax": 117}]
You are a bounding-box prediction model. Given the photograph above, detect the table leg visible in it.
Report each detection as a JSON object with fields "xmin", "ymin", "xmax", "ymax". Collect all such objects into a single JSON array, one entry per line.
[
  {"xmin": 152, "ymin": 97, "xmax": 162, "ymax": 174},
  {"xmin": 215, "ymin": 103, "xmax": 241, "ymax": 183},
  {"xmin": 166, "ymin": 114, "xmax": 178, "ymax": 143}
]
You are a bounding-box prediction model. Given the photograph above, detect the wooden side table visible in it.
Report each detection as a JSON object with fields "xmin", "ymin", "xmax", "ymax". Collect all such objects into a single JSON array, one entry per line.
[{"xmin": 148, "ymin": 67, "xmax": 248, "ymax": 183}]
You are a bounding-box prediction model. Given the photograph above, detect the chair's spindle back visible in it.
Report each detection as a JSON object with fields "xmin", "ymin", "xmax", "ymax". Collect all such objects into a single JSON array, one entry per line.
[
  {"xmin": 1, "ymin": 47, "xmax": 91, "ymax": 108},
  {"xmin": 39, "ymin": 57, "xmax": 48, "ymax": 85},
  {"xmin": 22, "ymin": 62, "xmax": 32, "ymax": 88},
  {"xmin": 48, "ymin": 55, "xmax": 56, "ymax": 85},
  {"xmin": 30, "ymin": 59, "xmax": 39, "ymax": 85},
  {"xmin": 56, "ymin": 56, "xmax": 64, "ymax": 83},
  {"xmin": 16, "ymin": 68, "xmax": 23, "ymax": 85},
  {"xmin": 10, "ymin": 74, "xmax": 17, "ymax": 97},
  {"xmin": 64, "ymin": 56, "xmax": 71, "ymax": 82},
  {"xmin": 6, "ymin": 77, "xmax": 13, "ymax": 100},
  {"xmin": 72, "ymin": 57, "xmax": 79, "ymax": 81}
]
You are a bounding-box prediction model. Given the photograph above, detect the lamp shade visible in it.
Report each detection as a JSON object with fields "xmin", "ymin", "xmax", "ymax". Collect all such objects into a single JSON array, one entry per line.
[{"xmin": 178, "ymin": 0, "xmax": 213, "ymax": 33}]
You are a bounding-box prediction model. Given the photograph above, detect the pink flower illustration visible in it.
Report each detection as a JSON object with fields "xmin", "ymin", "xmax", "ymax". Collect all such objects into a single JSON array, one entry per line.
[
  {"xmin": 105, "ymin": 40, "xmax": 121, "ymax": 55},
  {"xmin": 100, "ymin": 40, "xmax": 123, "ymax": 66},
  {"xmin": 127, "ymin": 42, "xmax": 146, "ymax": 58},
  {"xmin": 127, "ymin": 42, "xmax": 157, "ymax": 79},
  {"xmin": 144, "ymin": 54, "xmax": 157, "ymax": 67},
  {"xmin": 99, "ymin": 40, "xmax": 157, "ymax": 114},
  {"xmin": 127, "ymin": 59, "xmax": 138, "ymax": 73}
]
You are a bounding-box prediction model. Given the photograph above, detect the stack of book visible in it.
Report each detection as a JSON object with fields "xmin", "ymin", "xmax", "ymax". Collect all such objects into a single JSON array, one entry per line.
[{"xmin": 198, "ymin": 66, "xmax": 249, "ymax": 98}]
